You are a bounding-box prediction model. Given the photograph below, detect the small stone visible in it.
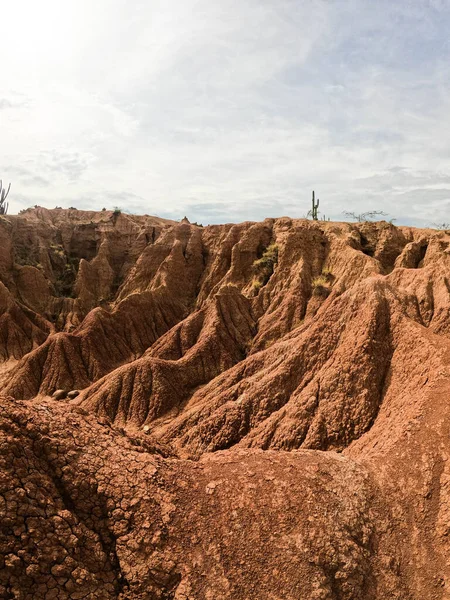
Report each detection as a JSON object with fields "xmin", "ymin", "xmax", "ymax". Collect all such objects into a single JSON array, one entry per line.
[
  {"xmin": 52, "ymin": 389, "xmax": 68, "ymax": 400},
  {"xmin": 205, "ymin": 481, "xmax": 221, "ymax": 495},
  {"xmin": 5, "ymin": 554, "xmax": 21, "ymax": 568},
  {"xmin": 67, "ymin": 390, "xmax": 80, "ymax": 399}
]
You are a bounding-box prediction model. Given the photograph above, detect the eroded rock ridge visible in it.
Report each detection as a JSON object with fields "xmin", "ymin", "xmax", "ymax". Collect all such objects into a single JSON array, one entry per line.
[{"xmin": 1, "ymin": 208, "xmax": 450, "ymax": 599}]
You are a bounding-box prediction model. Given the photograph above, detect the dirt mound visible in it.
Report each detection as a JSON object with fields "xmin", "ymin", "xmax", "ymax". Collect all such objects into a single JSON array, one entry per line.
[
  {"xmin": 1, "ymin": 398, "xmax": 408, "ymax": 600},
  {"xmin": 2, "ymin": 209, "xmax": 450, "ymax": 598}
]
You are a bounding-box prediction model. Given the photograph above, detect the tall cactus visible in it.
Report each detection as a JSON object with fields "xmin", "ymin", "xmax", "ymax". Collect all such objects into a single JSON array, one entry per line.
[
  {"xmin": 0, "ymin": 181, "xmax": 10, "ymax": 215},
  {"xmin": 311, "ymin": 190, "xmax": 319, "ymax": 220}
]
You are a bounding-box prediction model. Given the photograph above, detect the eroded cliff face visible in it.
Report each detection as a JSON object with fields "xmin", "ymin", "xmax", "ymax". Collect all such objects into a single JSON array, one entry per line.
[{"xmin": 1, "ymin": 207, "xmax": 450, "ymax": 599}]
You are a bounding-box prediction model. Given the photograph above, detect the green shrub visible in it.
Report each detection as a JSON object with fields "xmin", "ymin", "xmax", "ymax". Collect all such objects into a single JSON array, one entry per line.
[
  {"xmin": 251, "ymin": 278, "xmax": 263, "ymax": 292},
  {"xmin": 312, "ymin": 275, "xmax": 329, "ymax": 288},
  {"xmin": 253, "ymin": 243, "xmax": 278, "ymax": 270},
  {"xmin": 312, "ymin": 272, "xmax": 332, "ymax": 297},
  {"xmin": 252, "ymin": 243, "xmax": 279, "ymax": 292},
  {"xmin": 49, "ymin": 243, "xmax": 65, "ymax": 258}
]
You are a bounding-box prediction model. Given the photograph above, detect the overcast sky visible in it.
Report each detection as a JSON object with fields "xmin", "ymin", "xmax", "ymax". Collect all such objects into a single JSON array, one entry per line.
[{"xmin": 1, "ymin": 0, "xmax": 450, "ymax": 226}]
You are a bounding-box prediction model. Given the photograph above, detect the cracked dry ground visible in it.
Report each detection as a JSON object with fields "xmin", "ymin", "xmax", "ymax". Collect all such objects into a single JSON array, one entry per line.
[{"xmin": 1, "ymin": 208, "xmax": 450, "ymax": 598}]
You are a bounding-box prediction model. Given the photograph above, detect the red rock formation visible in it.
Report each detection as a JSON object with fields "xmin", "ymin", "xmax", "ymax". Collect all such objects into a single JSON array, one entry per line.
[
  {"xmin": 0, "ymin": 282, "xmax": 51, "ymax": 363},
  {"xmin": 1, "ymin": 208, "xmax": 450, "ymax": 598},
  {"xmin": 81, "ymin": 285, "xmax": 256, "ymax": 427},
  {"xmin": 5, "ymin": 290, "xmax": 187, "ymax": 398},
  {"xmin": 1, "ymin": 207, "xmax": 174, "ymax": 336}
]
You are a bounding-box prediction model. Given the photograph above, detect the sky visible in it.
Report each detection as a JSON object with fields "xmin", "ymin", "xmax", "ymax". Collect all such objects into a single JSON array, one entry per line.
[{"xmin": 1, "ymin": 0, "xmax": 450, "ymax": 226}]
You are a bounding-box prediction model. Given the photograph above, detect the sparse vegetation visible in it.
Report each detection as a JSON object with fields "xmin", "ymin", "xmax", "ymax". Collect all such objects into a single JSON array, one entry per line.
[
  {"xmin": 251, "ymin": 243, "xmax": 279, "ymax": 294},
  {"xmin": 0, "ymin": 181, "xmax": 11, "ymax": 215},
  {"xmin": 14, "ymin": 245, "xmax": 39, "ymax": 267},
  {"xmin": 312, "ymin": 267, "xmax": 333, "ymax": 297},
  {"xmin": 307, "ymin": 190, "xmax": 320, "ymax": 220},
  {"xmin": 343, "ymin": 210, "xmax": 388, "ymax": 222},
  {"xmin": 312, "ymin": 275, "xmax": 329, "ymax": 288},
  {"xmin": 252, "ymin": 243, "xmax": 278, "ymax": 289},
  {"xmin": 50, "ymin": 243, "xmax": 65, "ymax": 258},
  {"xmin": 251, "ymin": 278, "xmax": 263, "ymax": 292},
  {"xmin": 305, "ymin": 191, "xmax": 331, "ymax": 221},
  {"xmin": 54, "ymin": 257, "xmax": 79, "ymax": 298},
  {"xmin": 254, "ymin": 243, "xmax": 278, "ymax": 271},
  {"xmin": 110, "ymin": 207, "xmax": 122, "ymax": 224},
  {"xmin": 112, "ymin": 207, "xmax": 122, "ymax": 221},
  {"xmin": 432, "ymin": 222, "xmax": 450, "ymax": 230}
]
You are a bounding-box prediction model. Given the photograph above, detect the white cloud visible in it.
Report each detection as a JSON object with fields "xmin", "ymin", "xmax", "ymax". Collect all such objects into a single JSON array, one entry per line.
[{"xmin": 1, "ymin": 0, "xmax": 450, "ymax": 225}]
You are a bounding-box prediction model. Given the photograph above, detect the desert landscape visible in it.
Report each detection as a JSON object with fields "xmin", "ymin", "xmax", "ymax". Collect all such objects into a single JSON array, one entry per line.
[{"xmin": 0, "ymin": 206, "xmax": 449, "ymax": 599}]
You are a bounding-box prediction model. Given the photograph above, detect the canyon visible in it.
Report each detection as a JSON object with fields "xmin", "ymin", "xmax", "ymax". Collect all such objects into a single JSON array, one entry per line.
[{"xmin": 1, "ymin": 206, "xmax": 450, "ymax": 599}]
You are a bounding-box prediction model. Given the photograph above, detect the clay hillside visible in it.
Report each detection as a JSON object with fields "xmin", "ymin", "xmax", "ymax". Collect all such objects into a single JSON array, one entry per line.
[{"xmin": 1, "ymin": 206, "xmax": 450, "ymax": 599}]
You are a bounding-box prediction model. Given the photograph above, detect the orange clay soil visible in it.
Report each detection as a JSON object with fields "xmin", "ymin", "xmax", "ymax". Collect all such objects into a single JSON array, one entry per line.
[{"xmin": 1, "ymin": 207, "xmax": 450, "ymax": 599}]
